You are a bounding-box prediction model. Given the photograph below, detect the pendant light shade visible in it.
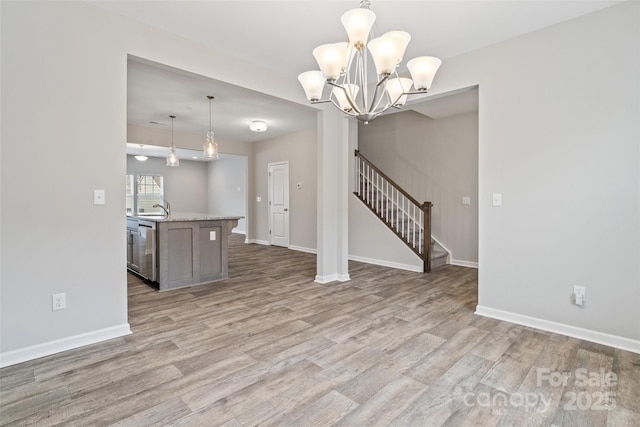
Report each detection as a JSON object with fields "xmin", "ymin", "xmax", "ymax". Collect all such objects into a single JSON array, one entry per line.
[
  {"xmin": 341, "ymin": 7, "xmax": 376, "ymax": 47},
  {"xmin": 407, "ymin": 56, "xmax": 442, "ymax": 91},
  {"xmin": 313, "ymin": 43, "xmax": 349, "ymax": 81},
  {"xmin": 386, "ymin": 77, "xmax": 413, "ymax": 106},
  {"xmin": 383, "ymin": 31, "xmax": 411, "ymax": 63},
  {"xmin": 204, "ymin": 131, "xmax": 218, "ymax": 159},
  {"xmin": 135, "ymin": 144, "xmax": 148, "ymax": 162},
  {"xmin": 204, "ymin": 96, "xmax": 219, "ymax": 159},
  {"xmin": 166, "ymin": 115, "xmax": 179, "ymax": 167},
  {"xmin": 367, "ymin": 34, "xmax": 405, "ymax": 76},
  {"xmin": 298, "ymin": 71, "xmax": 325, "ymax": 102}
]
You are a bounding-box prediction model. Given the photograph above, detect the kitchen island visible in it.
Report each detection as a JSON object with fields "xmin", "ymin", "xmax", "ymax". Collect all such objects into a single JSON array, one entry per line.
[{"xmin": 127, "ymin": 213, "xmax": 242, "ymax": 291}]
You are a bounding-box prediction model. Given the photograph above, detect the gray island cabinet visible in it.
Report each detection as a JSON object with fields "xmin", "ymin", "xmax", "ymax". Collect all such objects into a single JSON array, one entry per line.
[{"xmin": 128, "ymin": 213, "xmax": 242, "ymax": 291}]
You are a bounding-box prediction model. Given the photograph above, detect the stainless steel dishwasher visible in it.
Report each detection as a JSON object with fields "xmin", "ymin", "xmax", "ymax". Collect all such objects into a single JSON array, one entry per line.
[{"xmin": 137, "ymin": 220, "xmax": 157, "ymax": 282}]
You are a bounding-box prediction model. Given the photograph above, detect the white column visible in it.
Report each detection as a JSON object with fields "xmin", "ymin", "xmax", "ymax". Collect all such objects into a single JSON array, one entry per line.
[{"xmin": 315, "ymin": 106, "xmax": 351, "ymax": 283}]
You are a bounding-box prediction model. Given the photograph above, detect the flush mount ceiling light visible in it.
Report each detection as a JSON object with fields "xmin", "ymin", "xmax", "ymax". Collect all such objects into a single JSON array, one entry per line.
[
  {"xmin": 204, "ymin": 96, "xmax": 219, "ymax": 159},
  {"xmin": 166, "ymin": 115, "xmax": 179, "ymax": 167},
  {"xmin": 249, "ymin": 120, "xmax": 267, "ymax": 132},
  {"xmin": 298, "ymin": 0, "xmax": 441, "ymax": 124},
  {"xmin": 135, "ymin": 144, "xmax": 148, "ymax": 162}
]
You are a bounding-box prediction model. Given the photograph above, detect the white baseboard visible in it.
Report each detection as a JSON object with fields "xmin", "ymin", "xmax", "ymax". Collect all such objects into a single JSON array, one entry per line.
[
  {"xmin": 289, "ymin": 245, "xmax": 317, "ymax": 254},
  {"xmin": 315, "ymin": 273, "xmax": 351, "ymax": 284},
  {"xmin": 451, "ymin": 259, "xmax": 479, "ymax": 268},
  {"xmin": 245, "ymin": 238, "xmax": 270, "ymax": 245},
  {"xmin": 349, "ymin": 254, "xmax": 422, "ymax": 273},
  {"xmin": 475, "ymin": 305, "xmax": 640, "ymax": 355},
  {"xmin": 0, "ymin": 324, "xmax": 132, "ymax": 368}
]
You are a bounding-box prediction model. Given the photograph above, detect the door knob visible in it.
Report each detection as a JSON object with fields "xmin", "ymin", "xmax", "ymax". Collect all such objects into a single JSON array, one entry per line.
[{"xmin": 284, "ymin": 208, "xmax": 289, "ymax": 212}]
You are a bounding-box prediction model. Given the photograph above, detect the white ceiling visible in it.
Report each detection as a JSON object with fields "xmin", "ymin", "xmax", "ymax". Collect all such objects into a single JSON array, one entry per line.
[
  {"xmin": 93, "ymin": 1, "xmax": 622, "ymax": 76},
  {"xmin": 127, "ymin": 57, "xmax": 317, "ymax": 143},
  {"xmin": 108, "ymin": 0, "xmax": 622, "ymax": 155}
]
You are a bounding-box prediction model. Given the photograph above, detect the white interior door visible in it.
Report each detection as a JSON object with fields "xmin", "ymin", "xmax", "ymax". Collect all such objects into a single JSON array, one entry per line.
[{"xmin": 268, "ymin": 162, "xmax": 289, "ymax": 247}]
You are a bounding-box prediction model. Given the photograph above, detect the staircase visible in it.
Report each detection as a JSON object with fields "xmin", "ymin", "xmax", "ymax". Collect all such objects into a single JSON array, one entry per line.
[{"xmin": 354, "ymin": 150, "xmax": 448, "ymax": 272}]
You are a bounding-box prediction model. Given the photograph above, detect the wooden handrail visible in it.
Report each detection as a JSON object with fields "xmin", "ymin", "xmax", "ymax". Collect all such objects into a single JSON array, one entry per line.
[{"xmin": 355, "ymin": 150, "xmax": 422, "ymax": 208}]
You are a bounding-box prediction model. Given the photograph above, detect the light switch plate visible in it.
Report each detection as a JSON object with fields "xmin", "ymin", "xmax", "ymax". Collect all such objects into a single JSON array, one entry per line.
[
  {"xmin": 93, "ymin": 189, "xmax": 105, "ymax": 205},
  {"xmin": 492, "ymin": 193, "xmax": 502, "ymax": 207},
  {"xmin": 256, "ymin": 197, "xmax": 262, "ymax": 202},
  {"xmin": 462, "ymin": 196, "xmax": 471, "ymax": 205},
  {"xmin": 210, "ymin": 231, "xmax": 216, "ymax": 241}
]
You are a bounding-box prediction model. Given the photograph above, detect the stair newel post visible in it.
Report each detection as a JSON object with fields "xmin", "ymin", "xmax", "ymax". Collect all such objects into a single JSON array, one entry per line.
[
  {"xmin": 422, "ymin": 201, "xmax": 433, "ymax": 273},
  {"xmin": 354, "ymin": 150, "xmax": 360, "ymax": 197}
]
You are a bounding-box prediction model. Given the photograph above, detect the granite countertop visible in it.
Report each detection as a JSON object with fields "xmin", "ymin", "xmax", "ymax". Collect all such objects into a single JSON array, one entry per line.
[{"xmin": 128, "ymin": 213, "xmax": 244, "ymax": 222}]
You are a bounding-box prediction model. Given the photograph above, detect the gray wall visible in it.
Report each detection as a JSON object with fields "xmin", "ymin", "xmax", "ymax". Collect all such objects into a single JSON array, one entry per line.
[
  {"xmin": 127, "ymin": 155, "xmax": 209, "ymax": 214},
  {"xmin": 207, "ymin": 155, "xmax": 248, "ymax": 234},
  {"xmin": 358, "ymin": 110, "xmax": 479, "ymax": 264},
  {"xmin": 0, "ymin": 0, "xmax": 309, "ymax": 363},
  {"xmin": 251, "ymin": 129, "xmax": 317, "ymax": 250},
  {"xmin": 434, "ymin": 2, "xmax": 640, "ymax": 342}
]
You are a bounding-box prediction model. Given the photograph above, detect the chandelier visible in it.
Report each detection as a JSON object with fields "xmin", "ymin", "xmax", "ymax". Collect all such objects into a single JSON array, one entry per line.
[
  {"xmin": 204, "ymin": 96, "xmax": 219, "ymax": 159},
  {"xmin": 298, "ymin": 0, "xmax": 441, "ymax": 123}
]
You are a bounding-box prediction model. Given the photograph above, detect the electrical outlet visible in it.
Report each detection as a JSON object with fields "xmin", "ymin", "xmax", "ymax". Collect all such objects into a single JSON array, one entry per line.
[
  {"xmin": 93, "ymin": 189, "xmax": 105, "ymax": 205},
  {"xmin": 52, "ymin": 293, "xmax": 66, "ymax": 311},
  {"xmin": 573, "ymin": 286, "xmax": 586, "ymax": 306}
]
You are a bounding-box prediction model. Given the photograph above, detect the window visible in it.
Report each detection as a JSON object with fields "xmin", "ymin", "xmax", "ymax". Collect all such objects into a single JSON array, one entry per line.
[
  {"xmin": 126, "ymin": 174, "xmax": 134, "ymax": 215},
  {"xmin": 126, "ymin": 174, "xmax": 164, "ymax": 215}
]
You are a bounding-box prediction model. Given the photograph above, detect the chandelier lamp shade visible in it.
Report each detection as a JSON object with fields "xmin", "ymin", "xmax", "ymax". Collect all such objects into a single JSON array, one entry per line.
[
  {"xmin": 204, "ymin": 96, "xmax": 219, "ymax": 159},
  {"xmin": 298, "ymin": 0, "xmax": 441, "ymax": 123},
  {"xmin": 166, "ymin": 115, "xmax": 179, "ymax": 167}
]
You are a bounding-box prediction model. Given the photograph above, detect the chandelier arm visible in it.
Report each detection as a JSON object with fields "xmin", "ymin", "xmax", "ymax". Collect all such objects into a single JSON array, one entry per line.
[
  {"xmin": 367, "ymin": 84, "xmax": 384, "ymax": 114},
  {"xmin": 310, "ymin": 99, "xmax": 334, "ymax": 105},
  {"xmin": 402, "ymin": 90, "xmax": 430, "ymax": 96},
  {"xmin": 359, "ymin": 51, "xmax": 368, "ymax": 112},
  {"xmin": 330, "ymin": 98, "xmax": 357, "ymax": 117},
  {"xmin": 367, "ymin": 73, "xmax": 392, "ymax": 113},
  {"xmin": 329, "ymin": 81, "xmax": 362, "ymax": 115},
  {"xmin": 371, "ymin": 90, "xmax": 392, "ymax": 117},
  {"xmin": 344, "ymin": 49, "xmax": 360, "ymax": 111}
]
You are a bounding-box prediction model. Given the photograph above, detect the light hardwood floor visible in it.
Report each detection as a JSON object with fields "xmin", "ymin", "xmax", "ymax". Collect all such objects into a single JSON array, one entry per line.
[{"xmin": 1, "ymin": 234, "xmax": 639, "ymax": 426}]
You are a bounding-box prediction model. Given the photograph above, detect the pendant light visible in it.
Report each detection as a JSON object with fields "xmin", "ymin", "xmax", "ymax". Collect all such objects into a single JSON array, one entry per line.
[
  {"xmin": 134, "ymin": 144, "xmax": 148, "ymax": 161},
  {"xmin": 166, "ymin": 115, "xmax": 179, "ymax": 167},
  {"xmin": 204, "ymin": 96, "xmax": 219, "ymax": 159}
]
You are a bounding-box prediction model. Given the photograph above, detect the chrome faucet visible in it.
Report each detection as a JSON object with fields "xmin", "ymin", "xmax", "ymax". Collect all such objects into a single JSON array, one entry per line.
[{"xmin": 152, "ymin": 200, "xmax": 170, "ymax": 216}]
